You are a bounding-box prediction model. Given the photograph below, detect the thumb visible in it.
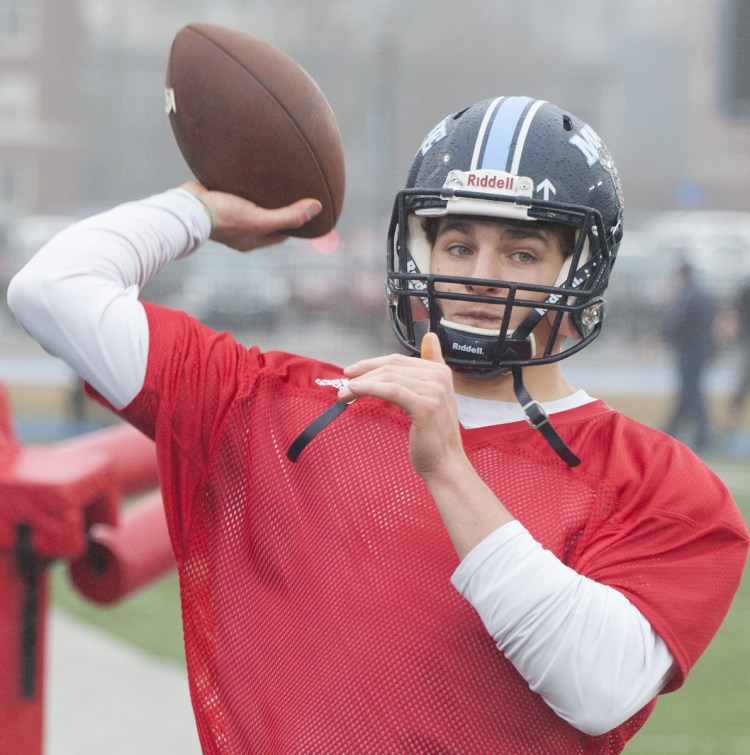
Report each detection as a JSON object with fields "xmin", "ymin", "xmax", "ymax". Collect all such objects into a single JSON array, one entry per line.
[
  {"xmin": 267, "ymin": 198, "xmax": 322, "ymax": 232},
  {"xmin": 420, "ymin": 332, "xmax": 445, "ymax": 364}
]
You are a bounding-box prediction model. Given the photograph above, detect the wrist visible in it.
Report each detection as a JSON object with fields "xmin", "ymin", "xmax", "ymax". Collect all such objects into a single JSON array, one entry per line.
[
  {"xmin": 417, "ymin": 450, "xmax": 472, "ymax": 487},
  {"xmin": 180, "ymin": 187, "xmax": 217, "ymax": 235}
]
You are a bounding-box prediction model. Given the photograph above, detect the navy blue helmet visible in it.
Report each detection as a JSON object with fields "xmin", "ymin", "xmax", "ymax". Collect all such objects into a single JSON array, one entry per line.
[{"xmin": 387, "ymin": 96, "xmax": 624, "ymax": 376}]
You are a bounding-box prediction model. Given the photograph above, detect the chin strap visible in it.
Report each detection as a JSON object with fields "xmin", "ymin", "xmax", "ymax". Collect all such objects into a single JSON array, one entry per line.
[{"xmin": 512, "ymin": 367, "xmax": 581, "ymax": 467}]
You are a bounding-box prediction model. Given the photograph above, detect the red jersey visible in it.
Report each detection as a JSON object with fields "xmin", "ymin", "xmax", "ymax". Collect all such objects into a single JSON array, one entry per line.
[{"xmin": 95, "ymin": 303, "xmax": 748, "ymax": 754}]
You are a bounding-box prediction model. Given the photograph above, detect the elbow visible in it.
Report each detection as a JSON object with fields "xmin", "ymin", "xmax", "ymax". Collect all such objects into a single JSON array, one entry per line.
[
  {"xmin": 7, "ymin": 268, "xmax": 34, "ymax": 324},
  {"xmin": 7, "ymin": 265, "xmax": 58, "ymax": 335},
  {"xmin": 8, "ymin": 268, "xmax": 39, "ymax": 326},
  {"xmin": 563, "ymin": 708, "xmax": 624, "ymax": 738},
  {"xmin": 547, "ymin": 699, "xmax": 625, "ymax": 738},
  {"xmin": 542, "ymin": 677, "xmax": 651, "ymax": 737}
]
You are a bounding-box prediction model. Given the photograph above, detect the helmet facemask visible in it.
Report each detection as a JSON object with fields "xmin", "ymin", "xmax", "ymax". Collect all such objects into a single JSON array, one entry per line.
[{"xmin": 387, "ymin": 174, "xmax": 613, "ymax": 379}]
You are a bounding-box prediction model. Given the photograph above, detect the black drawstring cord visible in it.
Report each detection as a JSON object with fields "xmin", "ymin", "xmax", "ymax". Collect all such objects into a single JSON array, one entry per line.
[
  {"xmin": 512, "ymin": 367, "xmax": 580, "ymax": 467},
  {"xmin": 286, "ymin": 370, "xmax": 582, "ymax": 468},
  {"xmin": 287, "ymin": 400, "xmax": 351, "ymax": 462}
]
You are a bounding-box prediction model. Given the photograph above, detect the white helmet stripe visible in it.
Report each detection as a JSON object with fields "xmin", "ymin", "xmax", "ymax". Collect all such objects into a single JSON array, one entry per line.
[{"xmin": 509, "ymin": 99, "xmax": 547, "ymax": 175}]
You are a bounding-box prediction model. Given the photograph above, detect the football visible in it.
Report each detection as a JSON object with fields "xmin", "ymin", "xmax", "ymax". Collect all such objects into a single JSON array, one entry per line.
[{"xmin": 165, "ymin": 22, "xmax": 345, "ymax": 239}]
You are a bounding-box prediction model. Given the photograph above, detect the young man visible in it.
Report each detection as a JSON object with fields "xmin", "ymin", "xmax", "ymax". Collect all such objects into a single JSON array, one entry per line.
[
  {"xmin": 662, "ymin": 261, "xmax": 718, "ymax": 451},
  {"xmin": 8, "ymin": 96, "xmax": 748, "ymax": 753}
]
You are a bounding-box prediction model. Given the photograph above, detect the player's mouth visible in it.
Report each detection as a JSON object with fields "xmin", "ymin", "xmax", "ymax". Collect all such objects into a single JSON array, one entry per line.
[{"xmin": 447, "ymin": 309, "xmax": 506, "ymax": 330}]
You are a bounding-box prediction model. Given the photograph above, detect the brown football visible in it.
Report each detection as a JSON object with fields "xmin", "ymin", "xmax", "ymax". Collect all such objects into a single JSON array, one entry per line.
[{"xmin": 165, "ymin": 22, "xmax": 345, "ymax": 238}]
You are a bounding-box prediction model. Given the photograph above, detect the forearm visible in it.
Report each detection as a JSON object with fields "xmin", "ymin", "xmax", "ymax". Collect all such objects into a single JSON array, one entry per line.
[
  {"xmin": 423, "ymin": 455, "xmax": 515, "ymax": 559},
  {"xmin": 7, "ymin": 189, "xmax": 210, "ymax": 408},
  {"xmin": 452, "ymin": 521, "xmax": 674, "ymax": 735}
]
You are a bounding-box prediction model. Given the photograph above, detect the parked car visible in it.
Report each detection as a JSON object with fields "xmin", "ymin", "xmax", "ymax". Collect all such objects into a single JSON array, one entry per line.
[
  {"xmin": 636, "ymin": 210, "xmax": 750, "ymax": 296},
  {"xmin": 601, "ymin": 212, "xmax": 750, "ymax": 351},
  {"xmin": 168, "ymin": 242, "xmax": 291, "ymax": 332}
]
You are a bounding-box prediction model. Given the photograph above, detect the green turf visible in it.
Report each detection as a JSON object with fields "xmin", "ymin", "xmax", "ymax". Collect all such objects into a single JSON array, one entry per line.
[
  {"xmin": 50, "ymin": 562, "xmax": 185, "ymax": 664},
  {"xmin": 49, "ymin": 457, "xmax": 750, "ymax": 750}
]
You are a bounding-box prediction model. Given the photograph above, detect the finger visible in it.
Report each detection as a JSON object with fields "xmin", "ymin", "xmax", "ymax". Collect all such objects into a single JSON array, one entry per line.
[
  {"xmin": 180, "ymin": 182, "xmax": 322, "ymax": 235},
  {"xmin": 180, "ymin": 179, "xmax": 207, "ymax": 195},
  {"xmin": 420, "ymin": 332, "xmax": 445, "ymax": 364},
  {"xmin": 245, "ymin": 197, "xmax": 321, "ymax": 234},
  {"xmin": 342, "ymin": 372, "xmax": 440, "ymax": 409},
  {"xmin": 341, "ymin": 359, "xmax": 448, "ymax": 402},
  {"xmin": 343, "ymin": 352, "xmax": 416, "ymax": 378}
]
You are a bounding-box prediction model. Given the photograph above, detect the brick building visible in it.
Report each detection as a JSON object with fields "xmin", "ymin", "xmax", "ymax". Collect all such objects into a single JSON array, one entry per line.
[{"xmin": 0, "ymin": 0, "xmax": 82, "ymax": 221}]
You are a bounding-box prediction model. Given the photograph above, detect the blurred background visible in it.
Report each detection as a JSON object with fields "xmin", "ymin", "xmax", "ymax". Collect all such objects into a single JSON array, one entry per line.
[
  {"xmin": 3, "ymin": 0, "xmax": 750, "ymax": 441},
  {"xmin": 0, "ymin": 0, "xmax": 750, "ymax": 404},
  {"xmin": 2, "ymin": 1, "xmax": 750, "ymax": 753}
]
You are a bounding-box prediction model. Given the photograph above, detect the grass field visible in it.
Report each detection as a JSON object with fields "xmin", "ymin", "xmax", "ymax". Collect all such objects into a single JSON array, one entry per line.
[{"xmin": 50, "ymin": 453, "xmax": 750, "ymax": 754}]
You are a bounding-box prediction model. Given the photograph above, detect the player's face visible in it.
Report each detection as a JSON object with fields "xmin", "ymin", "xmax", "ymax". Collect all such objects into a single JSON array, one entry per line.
[{"xmin": 430, "ymin": 216, "xmax": 569, "ymax": 333}]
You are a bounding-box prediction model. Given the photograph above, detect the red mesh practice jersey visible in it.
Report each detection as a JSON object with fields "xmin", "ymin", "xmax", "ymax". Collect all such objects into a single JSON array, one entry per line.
[{"xmin": 93, "ymin": 303, "xmax": 748, "ymax": 754}]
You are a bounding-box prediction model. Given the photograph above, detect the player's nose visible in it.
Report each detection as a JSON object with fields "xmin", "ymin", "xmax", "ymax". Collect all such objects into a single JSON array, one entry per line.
[{"xmin": 465, "ymin": 251, "xmax": 503, "ymax": 289}]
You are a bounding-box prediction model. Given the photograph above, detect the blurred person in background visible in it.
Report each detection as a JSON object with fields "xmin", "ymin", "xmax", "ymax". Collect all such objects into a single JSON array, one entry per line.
[
  {"xmin": 662, "ymin": 260, "xmax": 718, "ymax": 452},
  {"xmin": 723, "ymin": 279, "xmax": 750, "ymax": 435}
]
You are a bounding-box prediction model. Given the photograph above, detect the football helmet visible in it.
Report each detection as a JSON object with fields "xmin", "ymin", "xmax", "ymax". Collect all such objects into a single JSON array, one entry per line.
[
  {"xmin": 289, "ymin": 97, "xmax": 625, "ymax": 467},
  {"xmin": 387, "ymin": 96, "xmax": 624, "ymax": 377}
]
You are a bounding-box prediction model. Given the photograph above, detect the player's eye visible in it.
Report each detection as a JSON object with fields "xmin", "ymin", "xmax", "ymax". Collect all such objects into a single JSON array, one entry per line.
[{"xmin": 447, "ymin": 243, "xmax": 474, "ymax": 257}]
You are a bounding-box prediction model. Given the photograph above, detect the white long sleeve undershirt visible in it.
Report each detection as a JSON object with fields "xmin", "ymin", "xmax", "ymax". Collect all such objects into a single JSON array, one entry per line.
[
  {"xmin": 6, "ymin": 189, "xmax": 675, "ymax": 735},
  {"xmin": 8, "ymin": 189, "xmax": 208, "ymax": 408}
]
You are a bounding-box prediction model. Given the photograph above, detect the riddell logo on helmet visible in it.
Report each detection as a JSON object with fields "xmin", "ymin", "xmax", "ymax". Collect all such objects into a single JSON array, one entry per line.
[
  {"xmin": 465, "ymin": 173, "xmax": 515, "ymax": 190},
  {"xmin": 453, "ymin": 342, "xmax": 484, "ymax": 355}
]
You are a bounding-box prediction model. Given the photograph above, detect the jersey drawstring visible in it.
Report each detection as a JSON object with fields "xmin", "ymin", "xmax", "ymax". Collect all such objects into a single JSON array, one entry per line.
[
  {"xmin": 287, "ymin": 400, "xmax": 351, "ymax": 462},
  {"xmin": 287, "ymin": 369, "xmax": 581, "ymax": 468}
]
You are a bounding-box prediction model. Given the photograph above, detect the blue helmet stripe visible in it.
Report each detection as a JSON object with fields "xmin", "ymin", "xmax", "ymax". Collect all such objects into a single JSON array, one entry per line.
[{"xmin": 474, "ymin": 95, "xmax": 535, "ymax": 171}]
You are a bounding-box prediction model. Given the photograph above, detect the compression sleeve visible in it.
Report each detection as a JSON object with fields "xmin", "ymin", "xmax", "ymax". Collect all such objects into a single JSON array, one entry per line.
[
  {"xmin": 7, "ymin": 189, "xmax": 211, "ymax": 409},
  {"xmin": 452, "ymin": 520, "xmax": 675, "ymax": 735}
]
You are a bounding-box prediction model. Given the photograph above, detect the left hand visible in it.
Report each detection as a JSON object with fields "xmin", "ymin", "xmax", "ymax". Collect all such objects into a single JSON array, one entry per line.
[{"xmin": 339, "ymin": 333, "xmax": 466, "ymax": 480}]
